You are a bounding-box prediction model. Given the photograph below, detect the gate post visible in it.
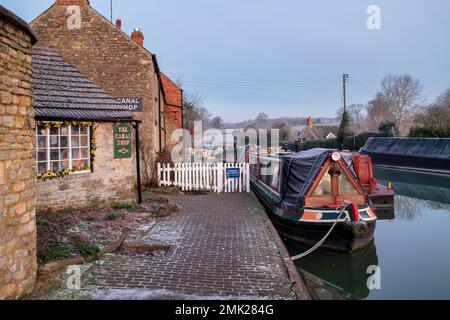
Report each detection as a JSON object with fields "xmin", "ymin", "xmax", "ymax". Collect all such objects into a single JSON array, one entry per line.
[
  {"xmin": 246, "ymin": 163, "xmax": 251, "ymax": 193},
  {"xmin": 217, "ymin": 162, "xmax": 223, "ymax": 193}
]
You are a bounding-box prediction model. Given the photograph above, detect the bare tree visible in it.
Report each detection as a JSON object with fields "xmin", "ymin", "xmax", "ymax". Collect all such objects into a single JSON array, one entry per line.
[
  {"xmin": 209, "ymin": 116, "xmax": 224, "ymax": 129},
  {"xmin": 414, "ymin": 88, "xmax": 450, "ymax": 130},
  {"xmin": 366, "ymin": 92, "xmax": 393, "ymax": 132},
  {"xmin": 272, "ymin": 122, "xmax": 292, "ymax": 141},
  {"xmin": 182, "ymin": 92, "xmax": 210, "ymax": 129},
  {"xmin": 254, "ymin": 112, "xmax": 269, "ymax": 128},
  {"xmin": 379, "ymin": 74, "xmax": 423, "ymax": 135}
]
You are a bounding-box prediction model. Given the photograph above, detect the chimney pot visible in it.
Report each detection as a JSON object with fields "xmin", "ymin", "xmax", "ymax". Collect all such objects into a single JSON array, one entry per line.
[
  {"xmin": 55, "ymin": 0, "xmax": 90, "ymax": 6},
  {"xmin": 131, "ymin": 27, "xmax": 144, "ymax": 47},
  {"xmin": 116, "ymin": 19, "xmax": 122, "ymax": 30}
]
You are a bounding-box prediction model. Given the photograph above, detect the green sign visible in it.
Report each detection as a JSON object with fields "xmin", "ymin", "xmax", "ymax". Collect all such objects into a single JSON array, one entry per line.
[{"xmin": 114, "ymin": 123, "xmax": 133, "ymax": 159}]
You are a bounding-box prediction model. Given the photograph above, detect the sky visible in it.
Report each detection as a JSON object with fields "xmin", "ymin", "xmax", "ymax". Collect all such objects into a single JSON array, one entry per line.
[{"xmin": 2, "ymin": 0, "xmax": 450, "ymax": 122}]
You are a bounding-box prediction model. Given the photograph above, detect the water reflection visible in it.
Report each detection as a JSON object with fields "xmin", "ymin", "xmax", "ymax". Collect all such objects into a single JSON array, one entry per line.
[
  {"xmin": 374, "ymin": 167, "xmax": 450, "ymax": 221},
  {"xmin": 286, "ymin": 241, "xmax": 378, "ymax": 300},
  {"xmin": 288, "ymin": 167, "xmax": 450, "ymax": 300},
  {"xmin": 374, "ymin": 167, "xmax": 450, "ymax": 205}
]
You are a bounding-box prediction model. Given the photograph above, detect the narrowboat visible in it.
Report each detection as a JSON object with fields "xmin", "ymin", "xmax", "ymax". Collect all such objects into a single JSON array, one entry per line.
[{"xmin": 250, "ymin": 148, "xmax": 393, "ymax": 253}]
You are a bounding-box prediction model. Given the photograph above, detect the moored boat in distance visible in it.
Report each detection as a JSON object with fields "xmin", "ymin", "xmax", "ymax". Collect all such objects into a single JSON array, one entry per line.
[{"xmin": 250, "ymin": 148, "xmax": 394, "ymax": 253}]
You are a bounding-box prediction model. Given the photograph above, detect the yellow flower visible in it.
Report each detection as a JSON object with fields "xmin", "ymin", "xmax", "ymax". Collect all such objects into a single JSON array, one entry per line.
[
  {"xmin": 45, "ymin": 171, "xmax": 53, "ymax": 178},
  {"xmin": 91, "ymin": 139, "xmax": 97, "ymax": 145},
  {"xmin": 85, "ymin": 166, "xmax": 91, "ymax": 171}
]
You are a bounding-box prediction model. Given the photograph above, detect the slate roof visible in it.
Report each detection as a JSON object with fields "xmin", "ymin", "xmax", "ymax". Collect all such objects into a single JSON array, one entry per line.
[
  {"xmin": 32, "ymin": 47, "xmax": 134, "ymax": 121},
  {"xmin": 298, "ymin": 125, "xmax": 339, "ymax": 140}
]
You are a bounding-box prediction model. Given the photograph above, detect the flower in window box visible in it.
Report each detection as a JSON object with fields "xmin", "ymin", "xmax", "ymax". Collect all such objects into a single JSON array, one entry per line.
[
  {"xmin": 85, "ymin": 166, "xmax": 91, "ymax": 171},
  {"xmin": 44, "ymin": 171, "xmax": 54, "ymax": 178},
  {"xmin": 91, "ymin": 139, "xmax": 97, "ymax": 145},
  {"xmin": 91, "ymin": 160, "xmax": 96, "ymax": 165}
]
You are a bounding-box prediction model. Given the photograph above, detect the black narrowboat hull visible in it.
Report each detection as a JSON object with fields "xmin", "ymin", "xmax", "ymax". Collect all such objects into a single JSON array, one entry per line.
[
  {"xmin": 252, "ymin": 182, "xmax": 376, "ymax": 253},
  {"xmin": 267, "ymin": 209, "xmax": 376, "ymax": 253}
]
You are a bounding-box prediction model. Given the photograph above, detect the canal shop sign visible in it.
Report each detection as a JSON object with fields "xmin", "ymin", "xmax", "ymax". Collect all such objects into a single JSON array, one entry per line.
[
  {"xmin": 117, "ymin": 97, "xmax": 143, "ymax": 112},
  {"xmin": 114, "ymin": 123, "xmax": 133, "ymax": 159}
]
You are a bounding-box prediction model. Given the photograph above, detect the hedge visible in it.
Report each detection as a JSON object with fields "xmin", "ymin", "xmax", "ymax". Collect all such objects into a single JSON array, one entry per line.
[
  {"xmin": 408, "ymin": 127, "xmax": 450, "ymax": 138},
  {"xmin": 295, "ymin": 132, "xmax": 387, "ymax": 152}
]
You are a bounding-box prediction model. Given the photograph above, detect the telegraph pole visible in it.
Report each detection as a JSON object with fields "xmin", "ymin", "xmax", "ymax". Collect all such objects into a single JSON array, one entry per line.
[
  {"xmin": 342, "ymin": 73, "xmax": 349, "ymax": 113},
  {"xmin": 110, "ymin": 0, "xmax": 113, "ymax": 22}
]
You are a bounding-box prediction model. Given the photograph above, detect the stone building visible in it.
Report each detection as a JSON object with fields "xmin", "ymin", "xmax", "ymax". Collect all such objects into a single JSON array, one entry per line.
[
  {"xmin": 297, "ymin": 116, "xmax": 339, "ymax": 142},
  {"xmin": 32, "ymin": 47, "xmax": 138, "ymax": 210},
  {"xmin": 30, "ymin": 0, "xmax": 182, "ymax": 180},
  {"xmin": 0, "ymin": 5, "xmax": 38, "ymax": 299}
]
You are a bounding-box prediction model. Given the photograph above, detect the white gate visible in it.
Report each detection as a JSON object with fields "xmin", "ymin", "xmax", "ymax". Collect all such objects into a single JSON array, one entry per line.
[{"xmin": 157, "ymin": 163, "xmax": 250, "ymax": 193}]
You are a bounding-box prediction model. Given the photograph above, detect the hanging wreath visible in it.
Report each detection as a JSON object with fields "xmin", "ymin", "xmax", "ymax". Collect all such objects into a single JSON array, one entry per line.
[{"xmin": 37, "ymin": 121, "xmax": 97, "ymax": 181}]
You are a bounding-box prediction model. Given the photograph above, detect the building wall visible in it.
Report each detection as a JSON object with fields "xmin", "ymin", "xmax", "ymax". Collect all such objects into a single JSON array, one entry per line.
[
  {"xmin": 30, "ymin": 1, "xmax": 159, "ymax": 173},
  {"xmin": 0, "ymin": 15, "xmax": 37, "ymax": 299},
  {"xmin": 36, "ymin": 122, "xmax": 136, "ymax": 210}
]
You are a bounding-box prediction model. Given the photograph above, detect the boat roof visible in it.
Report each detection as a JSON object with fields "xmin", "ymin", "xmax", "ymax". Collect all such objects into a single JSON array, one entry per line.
[{"xmin": 278, "ymin": 149, "xmax": 366, "ymax": 210}]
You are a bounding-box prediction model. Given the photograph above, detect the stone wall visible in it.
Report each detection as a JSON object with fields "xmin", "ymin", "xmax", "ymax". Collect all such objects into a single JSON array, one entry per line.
[
  {"xmin": 36, "ymin": 122, "xmax": 137, "ymax": 210},
  {"xmin": 31, "ymin": 1, "xmax": 160, "ymax": 176},
  {"xmin": 0, "ymin": 12, "xmax": 37, "ymax": 299}
]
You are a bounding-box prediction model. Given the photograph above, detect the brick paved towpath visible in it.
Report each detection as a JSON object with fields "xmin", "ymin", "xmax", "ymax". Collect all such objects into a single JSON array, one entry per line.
[{"xmin": 29, "ymin": 193, "xmax": 309, "ymax": 300}]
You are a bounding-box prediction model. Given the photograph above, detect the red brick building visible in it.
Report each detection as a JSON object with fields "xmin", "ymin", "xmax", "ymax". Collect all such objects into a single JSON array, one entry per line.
[{"xmin": 161, "ymin": 73, "xmax": 183, "ymax": 140}]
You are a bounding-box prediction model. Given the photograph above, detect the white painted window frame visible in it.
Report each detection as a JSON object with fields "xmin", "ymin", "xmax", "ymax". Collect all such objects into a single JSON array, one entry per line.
[{"xmin": 36, "ymin": 124, "xmax": 91, "ymax": 174}]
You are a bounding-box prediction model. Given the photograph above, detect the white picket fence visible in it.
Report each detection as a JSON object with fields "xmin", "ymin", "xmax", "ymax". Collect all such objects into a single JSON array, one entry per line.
[{"xmin": 157, "ymin": 162, "xmax": 250, "ymax": 193}]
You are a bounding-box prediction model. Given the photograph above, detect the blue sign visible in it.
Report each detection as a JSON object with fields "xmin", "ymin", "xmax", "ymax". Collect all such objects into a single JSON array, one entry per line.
[{"xmin": 226, "ymin": 168, "xmax": 241, "ymax": 179}]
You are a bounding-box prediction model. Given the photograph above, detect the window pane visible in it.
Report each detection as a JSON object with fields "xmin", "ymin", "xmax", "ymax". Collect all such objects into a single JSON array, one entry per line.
[
  {"xmin": 80, "ymin": 135, "xmax": 89, "ymax": 147},
  {"xmin": 50, "ymin": 127, "xmax": 59, "ymax": 136},
  {"xmin": 37, "ymin": 151, "xmax": 47, "ymax": 161},
  {"xmin": 60, "ymin": 126, "xmax": 69, "ymax": 135},
  {"xmin": 50, "ymin": 136, "xmax": 59, "ymax": 148},
  {"xmin": 60, "ymin": 136, "xmax": 68, "ymax": 148},
  {"xmin": 339, "ymin": 174, "xmax": 359, "ymax": 195},
  {"xmin": 38, "ymin": 162, "xmax": 47, "ymax": 174},
  {"xmin": 61, "ymin": 160, "xmax": 70, "ymax": 170},
  {"xmin": 73, "ymin": 160, "xmax": 87, "ymax": 171},
  {"xmin": 71, "ymin": 136, "xmax": 80, "ymax": 147},
  {"xmin": 37, "ymin": 136, "xmax": 47, "ymax": 149},
  {"xmin": 60, "ymin": 148, "xmax": 69, "ymax": 160},
  {"xmin": 71, "ymin": 126, "xmax": 80, "ymax": 135},
  {"xmin": 80, "ymin": 126, "xmax": 88, "ymax": 135},
  {"xmin": 313, "ymin": 172, "xmax": 332, "ymax": 196},
  {"xmin": 50, "ymin": 150, "xmax": 59, "ymax": 161},
  {"xmin": 50, "ymin": 162, "xmax": 60, "ymax": 172},
  {"xmin": 37, "ymin": 127, "xmax": 47, "ymax": 136},
  {"xmin": 72, "ymin": 148, "xmax": 80, "ymax": 159},
  {"xmin": 80, "ymin": 147, "xmax": 89, "ymax": 159}
]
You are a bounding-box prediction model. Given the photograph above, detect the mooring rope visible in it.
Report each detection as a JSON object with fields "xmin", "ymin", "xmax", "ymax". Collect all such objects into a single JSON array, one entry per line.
[{"xmin": 291, "ymin": 202, "xmax": 352, "ymax": 261}]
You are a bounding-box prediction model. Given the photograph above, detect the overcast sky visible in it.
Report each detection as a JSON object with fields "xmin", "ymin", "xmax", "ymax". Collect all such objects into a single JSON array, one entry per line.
[{"xmin": 3, "ymin": 0, "xmax": 450, "ymax": 122}]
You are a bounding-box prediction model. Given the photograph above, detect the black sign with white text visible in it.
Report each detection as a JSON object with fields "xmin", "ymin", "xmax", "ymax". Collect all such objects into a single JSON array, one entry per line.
[{"xmin": 117, "ymin": 97, "xmax": 143, "ymax": 112}]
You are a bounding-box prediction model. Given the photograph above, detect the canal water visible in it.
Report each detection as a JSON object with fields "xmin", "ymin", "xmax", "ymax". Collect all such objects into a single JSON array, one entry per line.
[{"xmin": 286, "ymin": 167, "xmax": 450, "ymax": 300}]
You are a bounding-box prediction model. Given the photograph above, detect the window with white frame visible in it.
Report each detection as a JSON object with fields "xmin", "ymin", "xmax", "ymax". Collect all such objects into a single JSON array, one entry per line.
[{"xmin": 36, "ymin": 124, "xmax": 91, "ymax": 174}]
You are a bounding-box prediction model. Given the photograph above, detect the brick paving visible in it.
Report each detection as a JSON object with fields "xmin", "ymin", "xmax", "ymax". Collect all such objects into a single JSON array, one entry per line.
[{"xmin": 31, "ymin": 193, "xmax": 297, "ymax": 300}]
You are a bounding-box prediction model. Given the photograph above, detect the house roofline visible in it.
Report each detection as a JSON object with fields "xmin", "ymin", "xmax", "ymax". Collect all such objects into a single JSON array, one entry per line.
[{"xmin": 1, "ymin": 4, "xmax": 38, "ymax": 44}]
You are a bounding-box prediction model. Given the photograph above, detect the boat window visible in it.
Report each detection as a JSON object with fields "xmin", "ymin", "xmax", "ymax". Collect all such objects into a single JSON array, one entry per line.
[
  {"xmin": 313, "ymin": 171, "xmax": 332, "ymax": 196},
  {"xmin": 339, "ymin": 171, "xmax": 359, "ymax": 195}
]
